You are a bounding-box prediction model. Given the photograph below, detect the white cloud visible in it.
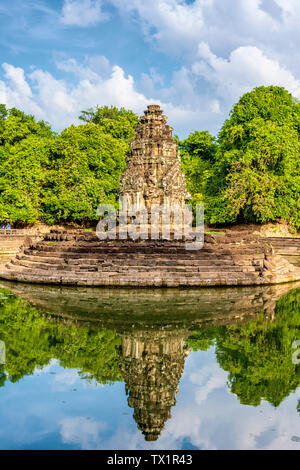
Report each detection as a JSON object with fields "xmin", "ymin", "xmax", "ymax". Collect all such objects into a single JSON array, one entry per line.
[
  {"xmin": 61, "ymin": 0, "xmax": 108, "ymax": 27},
  {"xmin": 192, "ymin": 44, "xmax": 300, "ymax": 103},
  {"xmin": 0, "ymin": 63, "xmax": 43, "ymax": 117},
  {"xmin": 0, "ymin": 57, "xmax": 222, "ymax": 137},
  {"xmin": 2, "ymin": 63, "xmax": 32, "ymax": 97},
  {"xmin": 60, "ymin": 416, "xmax": 106, "ymax": 449},
  {"xmin": 112, "ymin": 0, "xmax": 278, "ymax": 57},
  {"xmin": 0, "ymin": 60, "xmax": 153, "ymax": 130},
  {"xmin": 2, "ymin": 1, "xmax": 300, "ymax": 137},
  {"xmin": 1, "ymin": 42, "xmax": 300, "ymax": 138}
]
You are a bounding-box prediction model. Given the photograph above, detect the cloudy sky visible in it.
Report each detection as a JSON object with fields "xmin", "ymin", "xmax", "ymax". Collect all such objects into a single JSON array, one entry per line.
[{"xmin": 1, "ymin": 0, "xmax": 300, "ymax": 137}]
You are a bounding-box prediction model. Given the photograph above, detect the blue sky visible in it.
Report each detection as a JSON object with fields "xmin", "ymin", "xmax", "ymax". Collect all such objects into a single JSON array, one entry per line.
[{"xmin": 1, "ymin": 0, "xmax": 300, "ymax": 137}]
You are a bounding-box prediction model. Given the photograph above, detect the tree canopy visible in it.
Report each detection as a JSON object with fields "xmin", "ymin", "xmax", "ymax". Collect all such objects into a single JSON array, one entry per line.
[
  {"xmin": 43, "ymin": 123, "xmax": 129, "ymax": 224},
  {"xmin": 179, "ymin": 130, "xmax": 217, "ymax": 206},
  {"xmin": 0, "ymin": 87, "xmax": 299, "ymax": 230},
  {"xmin": 0, "ymin": 106, "xmax": 54, "ymax": 225},
  {"xmin": 79, "ymin": 105, "xmax": 139, "ymax": 142},
  {"xmin": 202, "ymin": 86, "xmax": 300, "ymax": 229},
  {"xmin": 0, "ymin": 105, "xmax": 137, "ymax": 225}
]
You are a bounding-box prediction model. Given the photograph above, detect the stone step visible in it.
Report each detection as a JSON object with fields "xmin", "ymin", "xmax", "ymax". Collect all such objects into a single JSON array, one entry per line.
[
  {"xmin": 8, "ymin": 256, "xmax": 261, "ymax": 275},
  {"xmin": 12, "ymin": 257, "xmax": 260, "ymax": 274},
  {"xmin": 2, "ymin": 266, "xmax": 261, "ymax": 281},
  {"xmin": 24, "ymin": 248, "xmax": 265, "ymax": 264},
  {"xmin": 0, "ymin": 271, "xmax": 266, "ymax": 287},
  {"xmin": 33, "ymin": 242, "xmax": 266, "ymax": 256},
  {"xmin": 19, "ymin": 253, "xmax": 262, "ymax": 269},
  {"xmin": 21, "ymin": 252, "xmax": 229, "ymax": 264}
]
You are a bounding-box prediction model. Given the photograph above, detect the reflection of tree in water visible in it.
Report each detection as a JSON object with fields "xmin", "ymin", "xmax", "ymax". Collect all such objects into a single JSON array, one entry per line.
[
  {"xmin": 0, "ymin": 284, "xmax": 299, "ymax": 441},
  {"xmin": 0, "ymin": 292, "xmax": 122, "ymax": 387},
  {"xmin": 186, "ymin": 287, "xmax": 300, "ymax": 407},
  {"xmin": 0, "ymin": 289, "xmax": 190, "ymax": 441}
]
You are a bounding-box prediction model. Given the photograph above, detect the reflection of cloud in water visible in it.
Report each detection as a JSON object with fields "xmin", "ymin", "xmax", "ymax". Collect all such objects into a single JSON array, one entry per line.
[
  {"xmin": 97, "ymin": 351, "xmax": 300, "ymax": 450},
  {"xmin": 188, "ymin": 352, "xmax": 228, "ymax": 405},
  {"xmin": 36, "ymin": 362, "xmax": 105, "ymax": 391},
  {"xmin": 52, "ymin": 369, "xmax": 79, "ymax": 391},
  {"xmin": 142, "ymin": 354, "xmax": 300, "ymax": 450},
  {"xmin": 60, "ymin": 417, "xmax": 107, "ymax": 450},
  {"xmin": 0, "ymin": 281, "xmax": 298, "ymax": 449},
  {"xmin": 34, "ymin": 358, "xmax": 58, "ymax": 374}
]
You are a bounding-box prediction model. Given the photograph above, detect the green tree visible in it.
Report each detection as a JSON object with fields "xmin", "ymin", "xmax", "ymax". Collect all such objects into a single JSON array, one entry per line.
[
  {"xmin": 79, "ymin": 105, "xmax": 139, "ymax": 142},
  {"xmin": 179, "ymin": 130, "xmax": 216, "ymax": 205},
  {"xmin": 43, "ymin": 123, "xmax": 129, "ymax": 224},
  {"xmin": 205, "ymin": 86, "xmax": 300, "ymax": 229},
  {"xmin": 0, "ymin": 106, "xmax": 55, "ymax": 225},
  {"xmin": 0, "ymin": 104, "xmax": 8, "ymax": 122}
]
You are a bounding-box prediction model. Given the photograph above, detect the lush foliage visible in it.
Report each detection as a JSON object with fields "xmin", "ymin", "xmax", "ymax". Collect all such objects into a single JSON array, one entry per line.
[
  {"xmin": 181, "ymin": 86, "xmax": 300, "ymax": 229},
  {"xmin": 0, "ymin": 105, "xmax": 138, "ymax": 225},
  {"xmin": 1, "ymin": 87, "xmax": 299, "ymax": 229},
  {"xmin": 179, "ymin": 130, "xmax": 217, "ymax": 206},
  {"xmin": 79, "ymin": 105, "xmax": 139, "ymax": 142},
  {"xmin": 43, "ymin": 123, "xmax": 129, "ymax": 224},
  {"xmin": 0, "ymin": 106, "xmax": 54, "ymax": 224}
]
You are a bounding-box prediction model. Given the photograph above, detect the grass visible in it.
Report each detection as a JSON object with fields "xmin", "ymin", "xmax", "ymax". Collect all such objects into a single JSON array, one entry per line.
[{"xmin": 205, "ymin": 231, "xmax": 226, "ymax": 235}]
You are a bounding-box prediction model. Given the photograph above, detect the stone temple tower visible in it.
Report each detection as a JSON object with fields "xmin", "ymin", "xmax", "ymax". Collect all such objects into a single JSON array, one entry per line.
[{"xmin": 119, "ymin": 105, "xmax": 191, "ymax": 210}]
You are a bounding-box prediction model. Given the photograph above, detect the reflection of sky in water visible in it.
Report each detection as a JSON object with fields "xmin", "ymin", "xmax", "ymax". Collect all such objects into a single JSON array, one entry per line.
[{"xmin": 0, "ymin": 348, "xmax": 299, "ymax": 450}]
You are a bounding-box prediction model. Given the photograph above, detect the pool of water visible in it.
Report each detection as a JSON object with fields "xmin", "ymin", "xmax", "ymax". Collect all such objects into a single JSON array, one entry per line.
[{"xmin": 0, "ymin": 280, "xmax": 299, "ymax": 450}]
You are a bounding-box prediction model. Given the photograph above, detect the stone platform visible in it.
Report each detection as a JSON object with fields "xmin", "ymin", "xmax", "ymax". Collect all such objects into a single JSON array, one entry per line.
[
  {"xmin": 0, "ymin": 229, "xmax": 41, "ymax": 255},
  {"xmin": 264, "ymin": 236, "xmax": 300, "ymax": 256},
  {"xmin": 0, "ymin": 229, "xmax": 299, "ymax": 287}
]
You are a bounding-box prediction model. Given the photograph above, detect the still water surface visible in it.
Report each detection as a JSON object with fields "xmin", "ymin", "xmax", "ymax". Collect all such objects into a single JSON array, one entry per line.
[{"xmin": 0, "ymin": 280, "xmax": 299, "ymax": 450}]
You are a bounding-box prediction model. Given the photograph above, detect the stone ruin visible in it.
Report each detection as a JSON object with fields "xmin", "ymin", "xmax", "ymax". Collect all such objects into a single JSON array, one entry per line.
[
  {"xmin": 0, "ymin": 105, "xmax": 299, "ymax": 287},
  {"xmin": 120, "ymin": 105, "xmax": 191, "ymax": 210}
]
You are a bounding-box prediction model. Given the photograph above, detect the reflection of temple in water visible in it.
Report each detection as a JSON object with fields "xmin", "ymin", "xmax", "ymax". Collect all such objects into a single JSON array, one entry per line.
[
  {"xmin": 1, "ymin": 279, "xmax": 299, "ymax": 441},
  {"xmin": 119, "ymin": 330, "xmax": 190, "ymax": 441}
]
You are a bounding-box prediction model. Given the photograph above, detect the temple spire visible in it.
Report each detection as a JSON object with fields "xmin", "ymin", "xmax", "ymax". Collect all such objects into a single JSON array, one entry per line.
[{"xmin": 119, "ymin": 105, "xmax": 191, "ymax": 210}]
